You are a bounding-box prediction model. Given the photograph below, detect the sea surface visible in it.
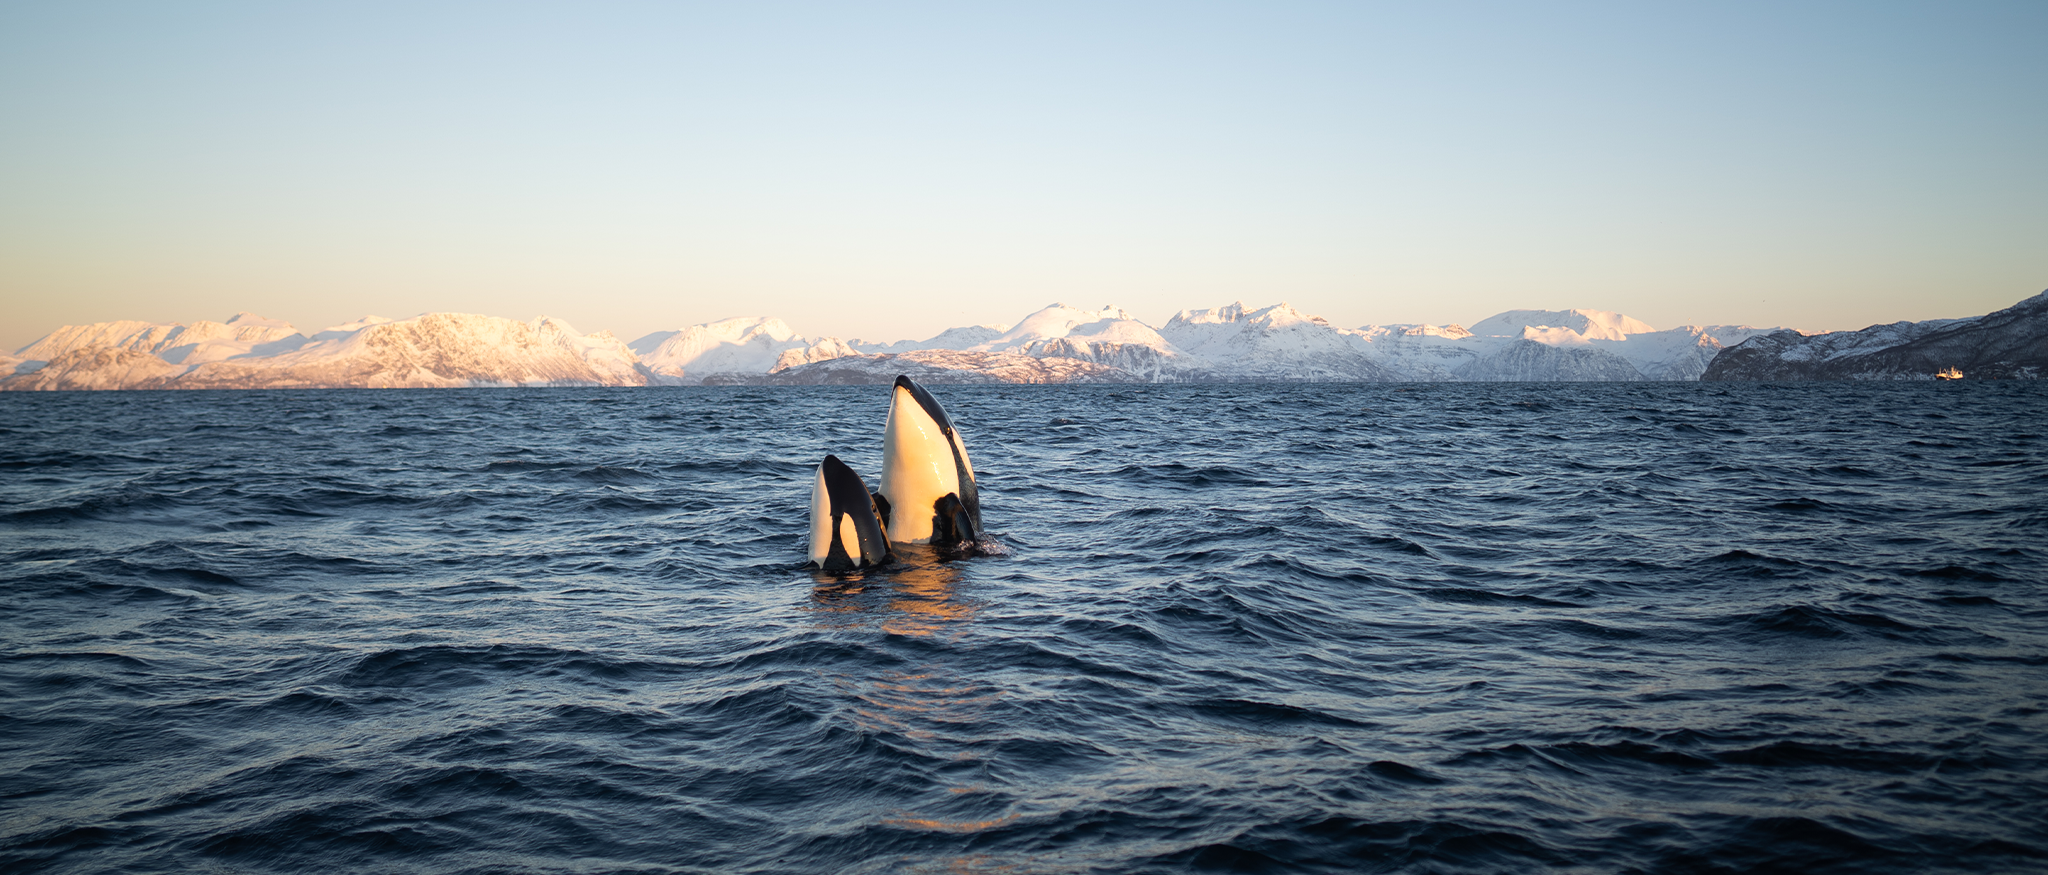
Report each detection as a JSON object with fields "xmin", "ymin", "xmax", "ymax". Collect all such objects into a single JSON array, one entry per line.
[{"xmin": 2, "ymin": 382, "xmax": 2044, "ymax": 874}]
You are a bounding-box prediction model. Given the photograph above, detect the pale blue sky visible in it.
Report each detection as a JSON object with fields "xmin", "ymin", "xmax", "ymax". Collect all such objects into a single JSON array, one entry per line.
[{"xmin": 3, "ymin": 1, "xmax": 2043, "ymax": 351}]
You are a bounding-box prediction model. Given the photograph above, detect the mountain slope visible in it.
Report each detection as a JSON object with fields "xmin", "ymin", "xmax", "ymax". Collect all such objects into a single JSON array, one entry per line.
[
  {"xmin": 852, "ymin": 324, "xmax": 1008, "ymax": 355},
  {"xmin": 3, "ymin": 313, "xmax": 645, "ymax": 390},
  {"xmin": 4, "ymin": 346, "xmax": 189, "ymax": 391},
  {"xmin": 1469, "ymin": 308, "xmax": 1656, "ymax": 342},
  {"xmin": 1457, "ymin": 339, "xmax": 1646, "ymax": 381},
  {"xmin": 180, "ymin": 314, "xmax": 642, "ymax": 389},
  {"xmin": 1702, "ymin": 291, "xmax": 2045, "ymax": 380},
  {"xmin": 17, "ymin": 312, "xmax": 309, "ymax": 366},
  {"xmin": 1377, "ymin": 310, "xmax": 1779, "ymax": 382},
  {"xmin": 1163, "ymin": 302, "xmax": 1399, "ymax": 381},
  {"xmin": 631, "ymin": 317, "xmax": 857, "ymax": 384},
  {"xmin": 973, "ymin": 303, "xmax": 1198, "ymax": 381}
]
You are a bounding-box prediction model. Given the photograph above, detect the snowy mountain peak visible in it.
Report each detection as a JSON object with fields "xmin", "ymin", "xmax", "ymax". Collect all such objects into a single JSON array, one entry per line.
[
  {"xmin": 529, "ymin": 315, "xmax": 582, "ymax": 335},
  {"xmin": 771, "ymin": 337, "xmax": 861, "ymax": 372},
  {"xmin": 1247, "ymin": 302, "xmax": 1328, "ymax": 328},
  {"xmin": 1358, "ymin": 323, "xmax": 1475, "ymax": 340},
  {"xmin": 628, "ymin": 316, "xmax": 800, "ymax": 356},
  {"xmin": 225, "ymin": 312, "xmax": 297, "ymax": 331},
  {"xmin": 1469, "ymin": 309, "xmax": 1656, "ymax": 341},
  {"xmin": 980, "ymin": 303, "xmax": 1145, "ymax": 351},
  {"xmin": 630, "ymin": 315, "xmax": 820, "ymax": 381},
  {"xmin": 695, "ymin": 316, "xmax": 799, "ymax": 344},
  {"xmin": 4, "ymin": 311, "xmax": 644, "ymax": 390},
  {"xmin": 14, "ymin": 314, "xmax": 307, "ymax": 365},
  {"xmin": 1154, "ymin": 301, "xmax": 1397, "ymax": 381},
  {"xmin": 1165, "ymin": 301, "xmax": 1326, "ymax": 328},
  {"xmin": 852, "ymin": 324, "xmax": 1010, "ymax": 355},
  {"xmin": 1168, "ymin": 302, "xmax": 1248, "ymax": 326},
  {"xmin": 318, "ymin": 316, "xmax": 395, "ymax": 340},
  {"xmin": 1034, "ymin": 302, "xmax": 1131, "ymax": 319}
]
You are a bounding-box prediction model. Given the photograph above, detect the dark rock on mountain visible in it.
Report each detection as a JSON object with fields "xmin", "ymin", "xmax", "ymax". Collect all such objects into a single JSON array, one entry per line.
[{"xmin": 1701, "ymin": 291, "xmax": 2047, "ymax": 381}]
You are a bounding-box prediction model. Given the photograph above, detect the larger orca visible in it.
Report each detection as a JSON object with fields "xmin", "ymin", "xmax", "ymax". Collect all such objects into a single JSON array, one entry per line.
[{"xmin": 878, "ymin": 375, "xmax": 981, "ymax": 546}]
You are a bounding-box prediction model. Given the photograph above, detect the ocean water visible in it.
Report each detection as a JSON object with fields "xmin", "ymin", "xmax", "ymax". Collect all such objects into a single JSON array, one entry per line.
[{"xmin": 2, "ymin": 382, "xmax": 2044, "ymax": 874}]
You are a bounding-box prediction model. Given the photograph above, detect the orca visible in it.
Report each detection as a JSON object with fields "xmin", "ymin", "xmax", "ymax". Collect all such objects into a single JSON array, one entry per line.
[
  {"xmin": 879, "ymin": 375, "xmax": 982, "ymax": 546},
  {"xmin": 807, "ymin": 454, "xmax": 892, "ymax": 571}
]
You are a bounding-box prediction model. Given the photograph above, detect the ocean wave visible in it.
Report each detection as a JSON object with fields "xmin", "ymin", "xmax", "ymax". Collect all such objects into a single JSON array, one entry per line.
[{"xmin": 3, "ymin": 382, "xmax": 2044, "ymax": 874}]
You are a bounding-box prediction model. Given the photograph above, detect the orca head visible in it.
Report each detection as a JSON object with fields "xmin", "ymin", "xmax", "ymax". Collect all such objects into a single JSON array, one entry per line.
[
  {"xmin": 808, "ymin": 454, "xmax": 892, "ymax": 571},
  {"xmin": 880, "ymin": 375, "xmax": 981, "ymax": 545},
  {"xmin": 892, "ymin": 375, "xmax": 957, "ymax": 436}
]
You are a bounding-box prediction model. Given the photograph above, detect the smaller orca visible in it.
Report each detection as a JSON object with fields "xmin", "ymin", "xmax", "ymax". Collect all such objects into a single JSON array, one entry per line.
[{"xmin": 808, "ymin": 454, "xmax": 892, "ymax": 571}]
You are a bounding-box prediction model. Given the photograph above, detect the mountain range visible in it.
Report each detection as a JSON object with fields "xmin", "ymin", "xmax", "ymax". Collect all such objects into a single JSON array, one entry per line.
[
  {"xmin": 2, "ymin": 293, "xmax": 2038, "ymax": 390},
  {"xmin": 1701, "ymin": 290, "xmax": 2048, "ymax": 381}
]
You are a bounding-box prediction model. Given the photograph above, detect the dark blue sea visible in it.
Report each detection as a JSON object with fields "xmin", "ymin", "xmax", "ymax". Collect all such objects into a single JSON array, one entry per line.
[{"xmin": 3, "ymin": 382, "xmax": 2045, "ymax": 874}]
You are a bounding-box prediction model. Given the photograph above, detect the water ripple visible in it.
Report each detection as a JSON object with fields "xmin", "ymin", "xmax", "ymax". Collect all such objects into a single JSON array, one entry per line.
[{"xmin": 2, "ymin": 382, "xmax": 2045, "ymax": 873}]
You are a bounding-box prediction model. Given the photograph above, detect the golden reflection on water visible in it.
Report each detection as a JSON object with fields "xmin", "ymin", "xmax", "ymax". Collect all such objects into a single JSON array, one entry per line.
[
  {"xmin": 879, "ymin": 813, "xmax": 1021, "ymax": 833},
  {"xmin": 882, "ymin": 557, "xmax": 977, "ymax": 638},
  {"xmin": 805, "ymin": 546, "xmax": 1027, "ymax": 845},
  {"xmin": 806, "ymin": 545, "xmax": 977, "ymax": 640}
]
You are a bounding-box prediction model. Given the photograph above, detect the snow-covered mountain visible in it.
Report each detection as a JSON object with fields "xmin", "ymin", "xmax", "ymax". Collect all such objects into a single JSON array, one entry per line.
[
  {"xmin": 774, "ymin": 301, "xmax": 1773, "ymax": 384},
  {"xmin": 975, "ymin": 304, "xmax": 1156, "ymax": 351},
  {"xmin": 1161, "ymin": 302, "xmax": 1397, "ymax": 381},
  {"xmin": 20, "ymin": 294, "xmax": 2034, "ymax": 389},
  {"xmin": 1468, "ymin": 309, "xmax": 1656, "ymax": 342},
  {"xmin": 18, "ymin": 312, "xmax": 308, "ymax": 366},
  {"xmin": 628, "ymin": 317, "xmax": 854, "ymax": 385},
  {"xmin": 1350, "ymin": 308, "xmax": 1781, "ymax": 382},
  {"xmin": 954, "ymin": 303, "xmax": 1199, "ymax": 381},
  {"xmin": 0, "ymin": 302, "xmax": 1776, "ymax": 389},
  {"xmin": 5, "ymin": 313, "xmax": 643, "ymax": 390},
  {"xmin": 1702, "ymin": 291, "xmax": 2047, "ymax": 381},
  {"xmin": 850, "ymin": 324, "xmax": 1008, "ymax": 355}
]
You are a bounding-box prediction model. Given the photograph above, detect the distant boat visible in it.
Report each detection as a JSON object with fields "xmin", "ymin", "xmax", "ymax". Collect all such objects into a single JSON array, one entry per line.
[{"xmin": 1936, "ymin": 367, "xmax": 1963, "ymax": 380}]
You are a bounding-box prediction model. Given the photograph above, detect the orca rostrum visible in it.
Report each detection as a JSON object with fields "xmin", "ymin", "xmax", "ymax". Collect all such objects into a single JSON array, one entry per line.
[
  {"xmin": 879, "ymin": 375, "xmax": 982, "ymax": 546},
  {"xmin": 807, "ymin": 454, "xmax": 893, "ymax": 571}
]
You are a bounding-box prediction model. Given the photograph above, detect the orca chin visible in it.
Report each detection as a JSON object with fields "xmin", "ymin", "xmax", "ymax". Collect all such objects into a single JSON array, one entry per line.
[
  {"xmin": 807, "ymin": 454, "xmax": 892, "ymax": 572},
  {"xmin": 879, "ymin": 375, "xmax": 982, "ymax": 546}
]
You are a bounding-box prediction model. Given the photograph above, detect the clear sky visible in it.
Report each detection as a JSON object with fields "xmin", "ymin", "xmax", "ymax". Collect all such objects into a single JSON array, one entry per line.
[{"xmin": 3, "ymin": 1, "xmax": 2044, "ymax": 352}]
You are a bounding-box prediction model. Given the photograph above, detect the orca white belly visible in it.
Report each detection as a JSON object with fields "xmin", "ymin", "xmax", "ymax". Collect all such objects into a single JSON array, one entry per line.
[{"xmin": 879, "ymin": 376, "xmax": 980, "ymax": 544}]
